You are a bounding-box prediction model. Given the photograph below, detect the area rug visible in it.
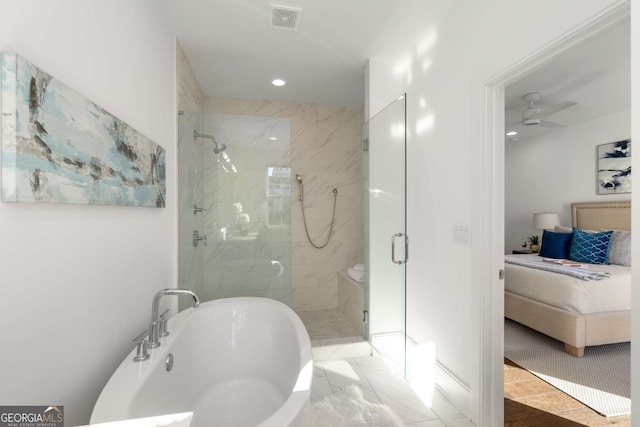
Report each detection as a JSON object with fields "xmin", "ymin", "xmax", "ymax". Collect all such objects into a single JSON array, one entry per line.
[
  {"xmin": 504, "ymin": 319, "xmax": 631, "ymax": 417},
  {"xmin": 307, "ymin": 385, "xmax": 404, "ymax": 427}
]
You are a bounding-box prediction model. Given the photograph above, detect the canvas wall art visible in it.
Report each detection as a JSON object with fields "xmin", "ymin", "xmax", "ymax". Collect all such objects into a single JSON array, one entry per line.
[
  {"xmin": 1, "ymin": 51, "xmax": 165, "ymax": 207},
  {"xmin": 597, "ymin": 139, "xmax": 631, "ymax": 195}
]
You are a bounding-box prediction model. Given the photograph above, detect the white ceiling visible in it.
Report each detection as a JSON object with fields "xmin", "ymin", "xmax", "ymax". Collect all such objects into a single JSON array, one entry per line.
[
  {"xmin": 156, "ymin": 0, "xmax": 414, "ymax": 106},
  {"xmin": 505, "ymin": 19, "xmax": 630, "ymax": 142},
  {"xmin": 156, "ymin": 1, "xmax": 630, "ymax": 125}
]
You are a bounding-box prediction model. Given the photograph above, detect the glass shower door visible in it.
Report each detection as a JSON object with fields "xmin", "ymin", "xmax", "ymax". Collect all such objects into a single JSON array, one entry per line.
[{"xmin": 364, "ymin": 94, "xmax": 407, "ymax": 376}]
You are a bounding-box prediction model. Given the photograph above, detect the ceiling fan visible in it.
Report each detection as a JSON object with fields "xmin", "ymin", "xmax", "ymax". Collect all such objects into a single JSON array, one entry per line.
[{"xmin": 508, "ymin": 92, "xmax": 577, "ymax": 129}]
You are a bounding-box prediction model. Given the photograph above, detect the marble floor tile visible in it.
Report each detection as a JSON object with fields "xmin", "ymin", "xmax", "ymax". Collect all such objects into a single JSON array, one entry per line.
[
  {"xmin": 407, "ymin": 420, "xmax": 447, "ymax": 427},
  {"xmin": 353, "ymin": 354, "xmax": 401, "ymax": 378},
  {"xmin": 310, "ymin": 352, "xmax": 471, "ymax": 426},
  {"xmin": 310, "ymin": 375, "xmax": 333, "ymax": 403},
  {"xmin": 312, "ymin": 339, "xmax": 372, "ymax": 361},
  {"xmin": 366, "ymin": 370, "xmax": 440, "ymax": 424},
  {"xmin": 308, "ymin": 326, "xmax": 471, "ymax": 426},
  {"xmin": 333, "ymin": 385, "xmax": 382, "ymax": 404},
  {"xmin": 321, "ymin": 358, "xmax": 371, "ymax": 390},
  {"xmin": 430, "ymin": 390, "xmax": 476, "ymax": 427}
]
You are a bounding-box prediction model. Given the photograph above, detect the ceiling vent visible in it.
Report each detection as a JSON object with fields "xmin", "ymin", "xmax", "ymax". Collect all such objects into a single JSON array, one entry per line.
[{"xmin": 270, "ymin": 4, "xmax": 302, "ymax": 31}]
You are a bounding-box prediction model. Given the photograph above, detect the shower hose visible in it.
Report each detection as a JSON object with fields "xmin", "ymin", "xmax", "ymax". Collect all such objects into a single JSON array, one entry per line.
[{"xmin": 300, "ymin": 187, "xmax": 338, "ymax": 249}]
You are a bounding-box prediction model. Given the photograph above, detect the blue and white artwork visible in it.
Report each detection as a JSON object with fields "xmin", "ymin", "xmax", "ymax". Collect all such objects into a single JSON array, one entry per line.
[
  {"xmin": 597, "ymin": 139, "xmax": 631, "ymax": 195},
  {"xmin": 1, "ymin": 51, "xmax": 165, "ymax": 207}
]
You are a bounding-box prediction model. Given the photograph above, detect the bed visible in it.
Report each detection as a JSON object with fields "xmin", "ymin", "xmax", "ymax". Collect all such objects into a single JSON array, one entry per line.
[{"xmin": 504, "ymin": 201, "xmax": 631, "ymax": 357}]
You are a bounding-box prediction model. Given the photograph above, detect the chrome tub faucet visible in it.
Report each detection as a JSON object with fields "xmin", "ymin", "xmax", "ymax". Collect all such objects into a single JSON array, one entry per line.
[{"xmin": 148, "ymin": 289, "xmax": 200, "ymax": 349}]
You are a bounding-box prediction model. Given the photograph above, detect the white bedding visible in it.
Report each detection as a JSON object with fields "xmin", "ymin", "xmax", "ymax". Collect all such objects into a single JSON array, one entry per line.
[{"xmin": 504, "ymin": 254, "xmax": 631, "ymax": 314}]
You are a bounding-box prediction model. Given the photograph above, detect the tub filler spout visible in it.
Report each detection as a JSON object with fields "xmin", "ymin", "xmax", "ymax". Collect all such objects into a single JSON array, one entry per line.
[{"xmin": 149, "ymin": 289, "xmax": 200, "ymax": 348}]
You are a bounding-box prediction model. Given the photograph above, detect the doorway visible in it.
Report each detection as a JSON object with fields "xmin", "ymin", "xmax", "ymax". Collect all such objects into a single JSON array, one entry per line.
[{"xmin": 480, "ymin": 2, "xmax": 631, "ymax": 425}]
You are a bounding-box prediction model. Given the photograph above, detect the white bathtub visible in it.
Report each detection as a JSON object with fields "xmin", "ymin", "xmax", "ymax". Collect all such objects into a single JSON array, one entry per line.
[{"xmin": 91, "ymin": 297, "xmax": 313, "ymax": 427}]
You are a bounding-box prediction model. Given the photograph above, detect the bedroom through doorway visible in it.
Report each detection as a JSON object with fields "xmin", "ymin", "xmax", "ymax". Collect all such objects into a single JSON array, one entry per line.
[{"xmin": 501, "ymin": 9, "xmax": 631, "ymax": 425}]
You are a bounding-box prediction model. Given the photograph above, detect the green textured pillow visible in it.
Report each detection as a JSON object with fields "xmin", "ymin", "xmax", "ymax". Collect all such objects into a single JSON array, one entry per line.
[{"xmin": 569, "ymin": 228, "xmax": 613, "ymax": 265}]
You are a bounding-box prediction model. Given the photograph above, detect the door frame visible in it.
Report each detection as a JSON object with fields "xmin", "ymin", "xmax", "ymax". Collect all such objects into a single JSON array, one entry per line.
[{"xmin": 478, "ymin": 2, "xmax": 631, "ymax": 425}]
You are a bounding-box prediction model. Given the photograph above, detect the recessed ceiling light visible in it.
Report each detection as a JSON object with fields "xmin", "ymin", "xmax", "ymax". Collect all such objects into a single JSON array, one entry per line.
[
  {"xmin": 272, "ymin": 79, "xmax": 286, "ymax": 87},
  {"xmin": 269, "ymin": 136, "xmax": 278, "ymax": 141},
  {"xmin": 506, "ymin": 131, "xmax": 518, "ymax": 136}
]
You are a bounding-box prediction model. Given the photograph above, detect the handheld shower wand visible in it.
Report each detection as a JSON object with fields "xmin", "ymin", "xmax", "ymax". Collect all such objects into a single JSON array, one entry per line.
[
  {"xmin": 296, "ymin": 174, "xmax": 303, "ymax": 201},
  {"xmin": 295, "ymin": 173, "xmax": 338, "ymax": 249}
]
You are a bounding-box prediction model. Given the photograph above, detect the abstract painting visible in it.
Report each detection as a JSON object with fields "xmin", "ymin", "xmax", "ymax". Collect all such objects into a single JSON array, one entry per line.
[
  {"xmin": 1, "ymin": 51, "xmax": 165, "ymax": 207},
  {"xmin": 597, "ymin": 139, "xmax": 631, "ymax": 195}
]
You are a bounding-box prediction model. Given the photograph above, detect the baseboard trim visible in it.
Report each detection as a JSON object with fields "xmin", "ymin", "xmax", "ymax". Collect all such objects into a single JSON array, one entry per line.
[
  {"xmin": 435, "ymin": 360, "xmax": 472, "ymax": 418},
  {"xmin": 405, "ymin": 336, "xmax": 472, "ymax": 419}
]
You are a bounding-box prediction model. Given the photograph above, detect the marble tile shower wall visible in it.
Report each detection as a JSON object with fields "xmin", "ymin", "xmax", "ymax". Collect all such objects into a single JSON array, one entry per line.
[{"xmin": 205, "ymin": 97, "xmax": 364, "ymax": 311}]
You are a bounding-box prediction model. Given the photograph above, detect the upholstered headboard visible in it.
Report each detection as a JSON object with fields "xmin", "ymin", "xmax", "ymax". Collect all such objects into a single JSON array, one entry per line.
[{"xmin": 571, "ymin": 201, "xmax": 631, "ymax": 231}]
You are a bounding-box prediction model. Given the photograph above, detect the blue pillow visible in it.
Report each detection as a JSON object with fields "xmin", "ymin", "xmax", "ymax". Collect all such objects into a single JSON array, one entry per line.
[
  {"xmin": 539, "ymin": 230, "xmax": 572, "ymax": 259},
  {"xmin": 569, "ymin": 228, "xmax": 613, "ymax": 264}
]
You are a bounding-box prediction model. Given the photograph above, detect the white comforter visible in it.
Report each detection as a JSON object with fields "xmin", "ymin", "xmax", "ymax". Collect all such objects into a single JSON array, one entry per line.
[{"xmin": 504, "ymin": 254, "xmax": 631, "ymax": 314}]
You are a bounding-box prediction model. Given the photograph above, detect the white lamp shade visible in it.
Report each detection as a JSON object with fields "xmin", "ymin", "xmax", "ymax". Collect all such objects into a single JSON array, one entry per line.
[{"xmin": 533, "ymin": 212, "xmax": 560, "ymax": 230}]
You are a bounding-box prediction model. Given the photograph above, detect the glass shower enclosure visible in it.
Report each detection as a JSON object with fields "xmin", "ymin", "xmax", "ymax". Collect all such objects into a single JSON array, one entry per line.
[
  {"xmin": 364, "ymin": 95, "xmax": 407, "ymax": 375},
  {"xmin": 178, "ymin": 112, "xmax": 293, "ymax": 306}
]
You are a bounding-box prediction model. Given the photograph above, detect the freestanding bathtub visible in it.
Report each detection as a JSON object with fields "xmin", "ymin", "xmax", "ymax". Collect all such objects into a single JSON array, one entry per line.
[{"xmin": 91, "ymin": 297, "xmax": 313, "ymax": 427}]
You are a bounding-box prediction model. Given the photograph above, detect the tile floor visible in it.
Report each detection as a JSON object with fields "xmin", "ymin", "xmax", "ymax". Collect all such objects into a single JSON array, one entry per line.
[
  {"xmin": 298, "ymin": 309, "xmax": 362, "ymax": 342},
  {"xmin": 300, "ymin": 308, "xmax": 474, "ymax": 427},
  {"xmin": 312, "ymin": 354, "xmax": 475, "ymax": 427}
]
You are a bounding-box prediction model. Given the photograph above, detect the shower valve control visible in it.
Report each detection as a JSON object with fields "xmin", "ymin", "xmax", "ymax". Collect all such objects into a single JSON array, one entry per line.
[{"xmin": 193, "ymin": 230, "xmax": 207, "ymax": 247}]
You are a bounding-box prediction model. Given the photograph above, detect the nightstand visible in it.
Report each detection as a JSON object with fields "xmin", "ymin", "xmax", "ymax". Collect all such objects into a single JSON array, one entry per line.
[{"xmin": 512, "ymin": 249, "xmax": 534, "ymax": 254}]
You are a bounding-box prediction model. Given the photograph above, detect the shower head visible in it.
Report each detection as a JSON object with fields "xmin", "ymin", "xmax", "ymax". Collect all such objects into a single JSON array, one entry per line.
[
  {"xmin": 296, "ymin": 174, "xmax": 303, "ymax": 184},
  {"xmin": 193, "ymin": 130, "xmax": 227, "ymax": 153},
  {"xmin": 213, "ymin": 144, "xmax": 227, "ymax": 154}
]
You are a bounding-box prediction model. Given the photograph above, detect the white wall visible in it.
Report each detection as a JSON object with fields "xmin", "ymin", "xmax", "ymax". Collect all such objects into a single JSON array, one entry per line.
[
  {"xmin": 365, "ymin": 0, "xmax": 627, "ymax": 422},
  {"xmin": 505, "ymin": 110, "xmax": 631, "ymax": 253},
  {"xmin": 0, "ymin": 2, "xmax": 176, "ymax": 425}
]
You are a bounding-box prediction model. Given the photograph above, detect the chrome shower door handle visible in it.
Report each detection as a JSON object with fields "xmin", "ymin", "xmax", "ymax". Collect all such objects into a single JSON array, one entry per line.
[
  {"xmin": 391, "ymin": 232, "xmax": 408, "ymax": 265},
  {"xmin": 404, "ymin": 233, "xmax": 409, "ymax": 264}
]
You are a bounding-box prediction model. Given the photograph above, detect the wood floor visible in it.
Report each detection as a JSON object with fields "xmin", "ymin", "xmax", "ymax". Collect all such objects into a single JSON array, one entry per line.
[{"xmin": 504, "ymin": 359, "xmax": 631, "ymax": 426}]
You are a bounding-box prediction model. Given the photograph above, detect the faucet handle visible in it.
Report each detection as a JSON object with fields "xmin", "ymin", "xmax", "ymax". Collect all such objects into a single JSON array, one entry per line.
[
  {"xmin": 193, "ymin": 230, "xmax": 207, "ymax": 247},
  {"xmin": 132, "ymin": 329, "xmax": 149, "ymax": 343},
  {"xmin": 133, "ymin": 339, "xmax": 150, "ymax": 362},
  {"xmin": 159, "ymin": 317, "xmax": 169, "ymax": 337},
  {"xmin": 193, "ymin": 204, "xmax": 207, "ymax": 214},
  {"xmin": 132, "ymin": 329, "xmax": 150, "ymax": 362},
  {"xmin": 158, "ymin": 308, "xmax": 170, "ymax": 337}
]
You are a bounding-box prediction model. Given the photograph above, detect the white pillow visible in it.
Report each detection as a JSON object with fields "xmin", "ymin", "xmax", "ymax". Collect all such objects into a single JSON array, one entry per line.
[
  {"xmin": 608, "ymin": 230, "xmax": 631, "ymax": 266},
  {"xmin": 554, "ymin": 225, "xmax": 572, "ymax": 233}
]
